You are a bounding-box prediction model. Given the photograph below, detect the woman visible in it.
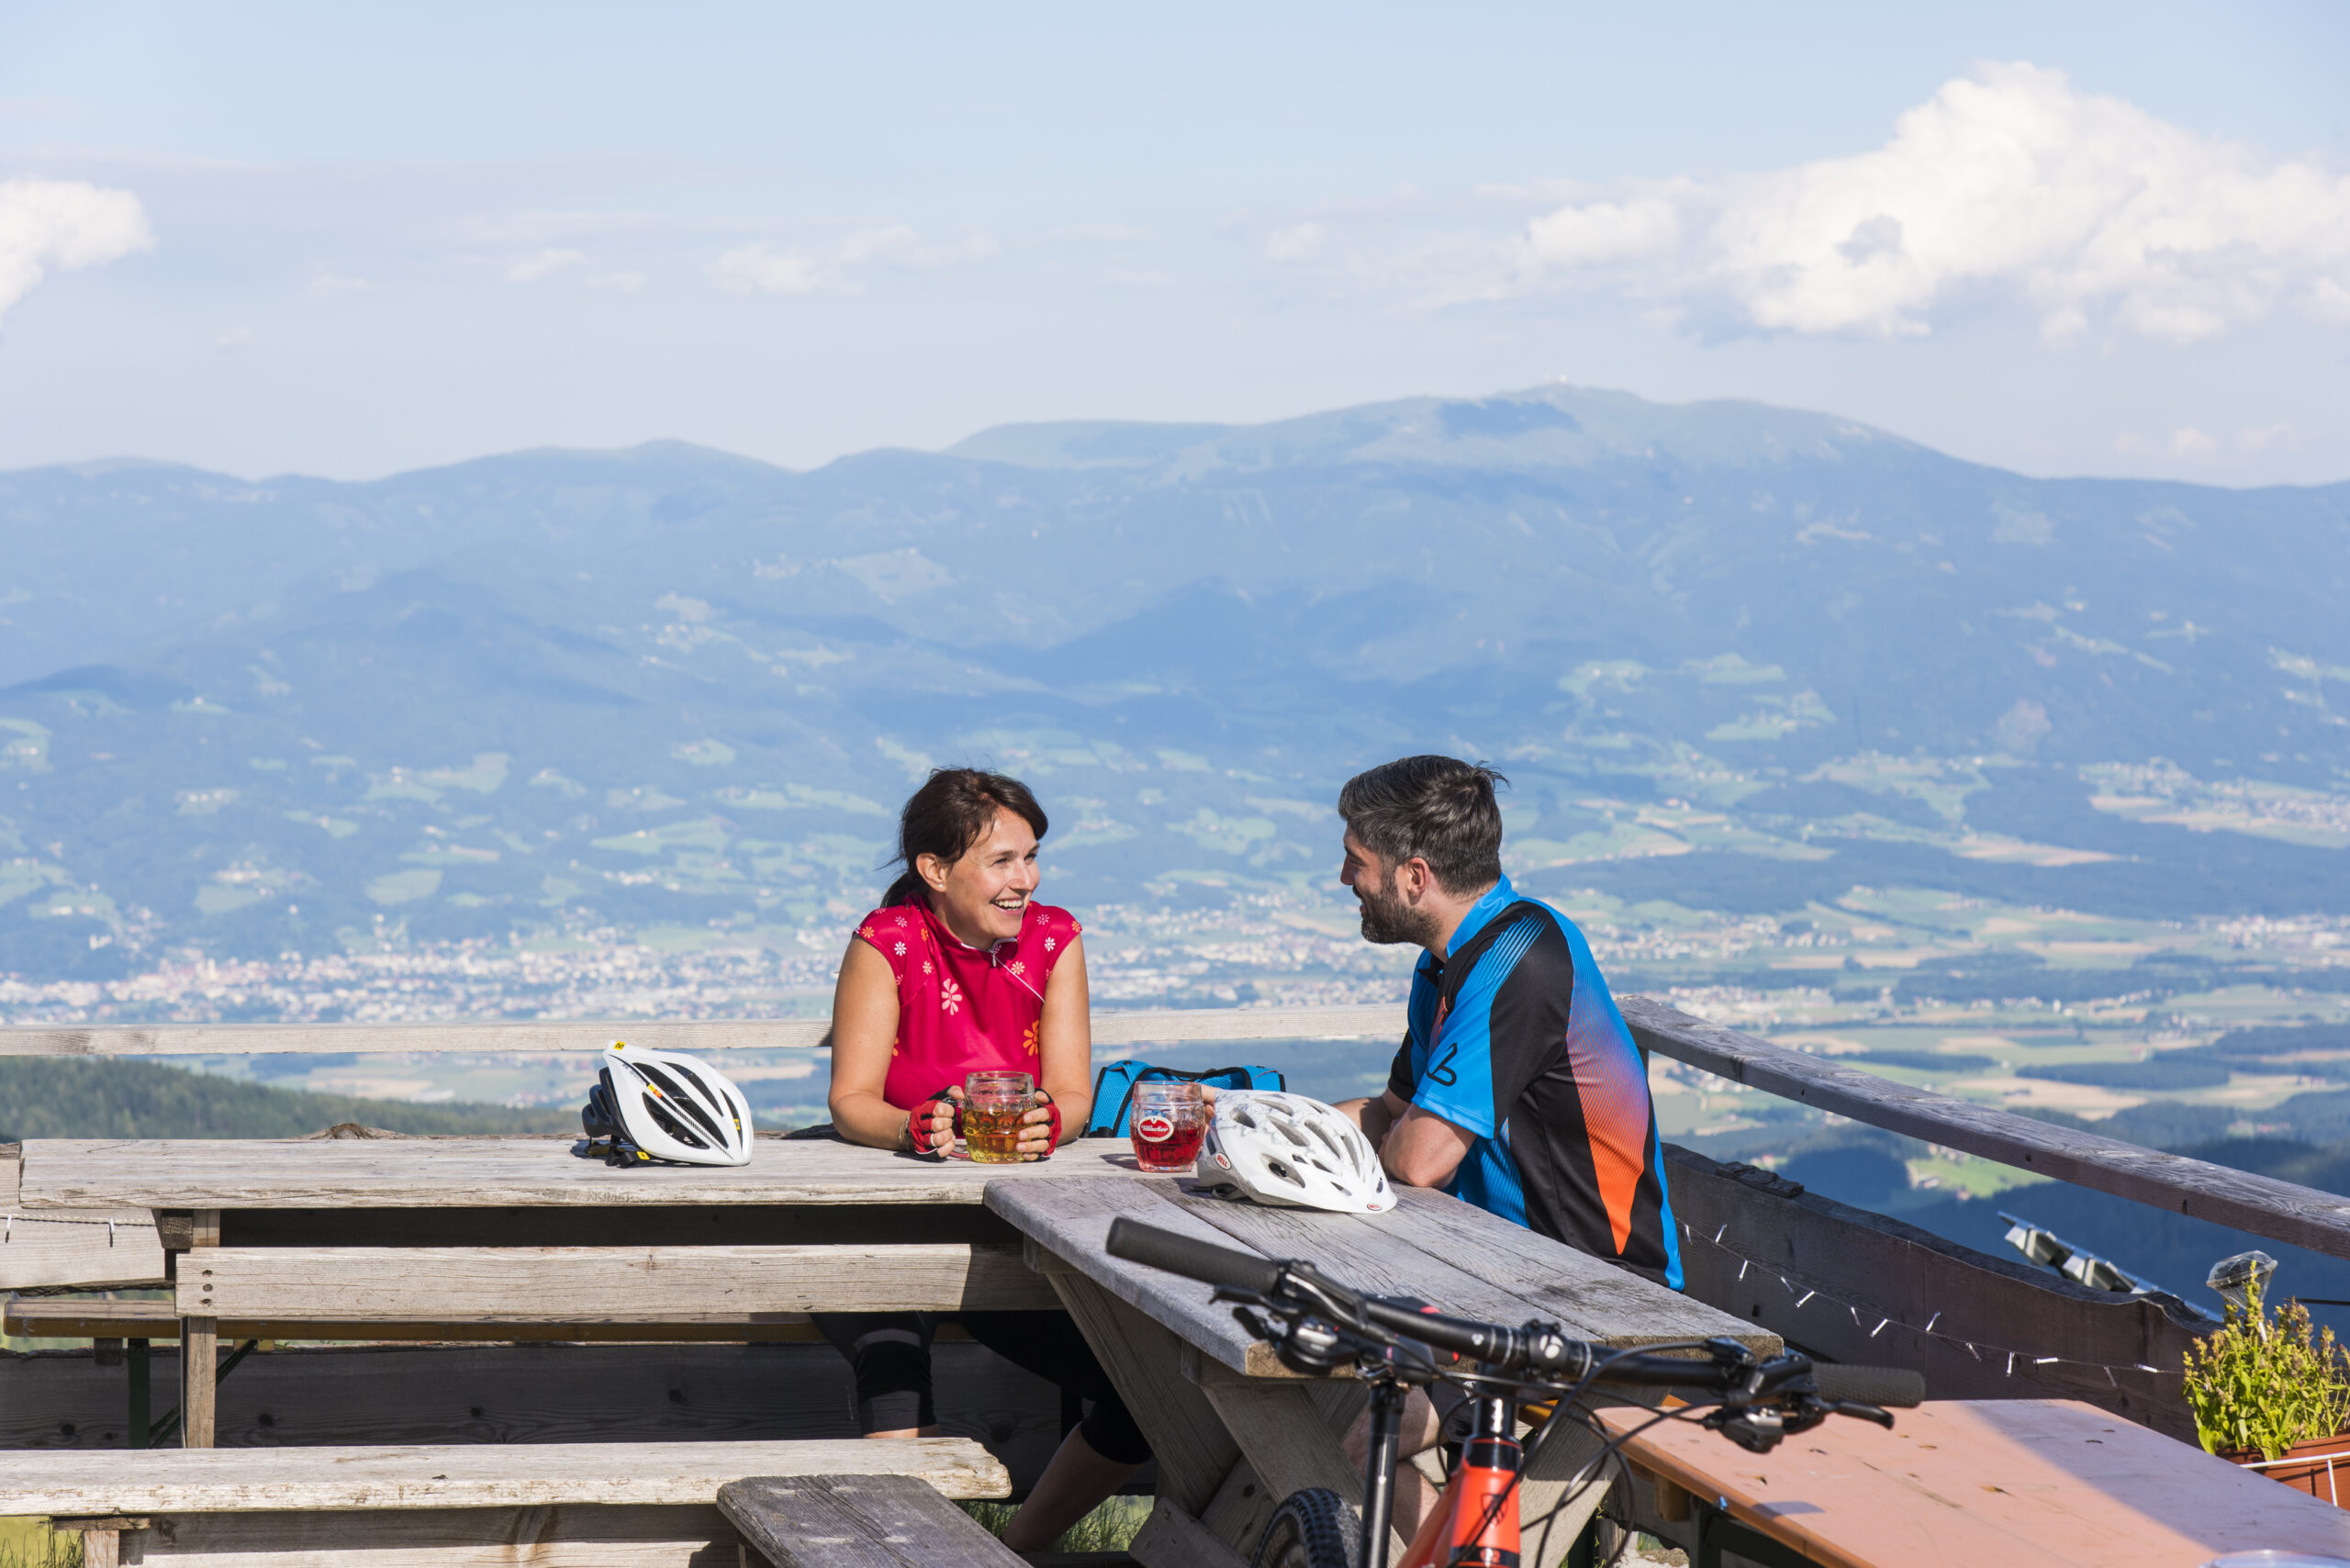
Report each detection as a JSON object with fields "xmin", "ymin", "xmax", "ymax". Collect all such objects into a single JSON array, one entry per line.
[{"xmin": 817, "ymin": 767, "xmax": 1148, "ymax": 1551}]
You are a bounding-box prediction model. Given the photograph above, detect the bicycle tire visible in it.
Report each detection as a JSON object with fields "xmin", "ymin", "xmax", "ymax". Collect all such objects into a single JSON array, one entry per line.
[{"xmin": 1253, "ymin": 1486, "xmax": 1356, "ymax": 1568}]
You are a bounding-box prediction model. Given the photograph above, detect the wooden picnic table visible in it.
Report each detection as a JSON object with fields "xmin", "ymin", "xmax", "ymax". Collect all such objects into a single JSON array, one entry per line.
[
  {"xmin": 20, "ymin": 1133, "xmax": 1771, "ymax": 1568},
  {"xmin": 989, "ymin": 1172, "xmax": 1776, "ymax": 1568},
  {"xmin": 14, "ymin": 1136, "xmax": 1157, "ymax": 1450},
  {"xmin": 1604, "ymin": 1396, "xmax": 2350, "ymax": 1568}
]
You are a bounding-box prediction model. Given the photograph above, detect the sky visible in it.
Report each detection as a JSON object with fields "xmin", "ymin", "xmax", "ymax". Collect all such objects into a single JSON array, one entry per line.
[{"xmin": 1, "ymin": 0, "xmax": 2346, "ymax": 486}]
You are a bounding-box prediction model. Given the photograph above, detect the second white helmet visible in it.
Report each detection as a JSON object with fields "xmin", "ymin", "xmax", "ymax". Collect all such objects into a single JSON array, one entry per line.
[{"xmin": 1201, "ymin": 1091, "xmax": 1395, "ymax": 1214}]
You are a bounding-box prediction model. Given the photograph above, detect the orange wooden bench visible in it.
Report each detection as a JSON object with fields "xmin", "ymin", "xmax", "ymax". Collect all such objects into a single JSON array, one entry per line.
[{"xmin": 1600, "ymin": 1397, "xmax": 2350, "ymax": 1568}]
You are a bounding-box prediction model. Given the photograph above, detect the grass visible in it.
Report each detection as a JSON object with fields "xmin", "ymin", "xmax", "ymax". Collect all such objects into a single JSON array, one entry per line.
[
  {"xmin": 958, "ymin": 1495, "xmax": 1150, "ymax": 1553},
  {"xmin": 0, "ymin": 1520, "xmax": 79, "ymax": 1568}
]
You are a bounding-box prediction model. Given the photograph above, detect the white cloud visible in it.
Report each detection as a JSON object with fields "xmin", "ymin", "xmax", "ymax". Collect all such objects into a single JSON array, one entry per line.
[
  {"xmin": 1524, "ymin": 191, "xmax": 1683, "ymax": 268},
  {"xmin": 508, "ymin": 247, "xmax": 583, "ymax": 283},
  {"xmin": 713, "ymin": 244, "xmax": 820, "ymax": 295},
  {"xmin": 308, "ymin": 272, "xmax": 373, "ymax": 298},
  {"xmin": 713, "ymin": 227, "xmax": 997, "ymax": 297},
  {"xmin": 1266, "ymin": 223, "xmax": 1324, "ymax": 262},
  {"xmin": 1505, "ymin": 64, "xmax": 2350, "ymax": 342},
  {"xmin": 0, "ymin": 175, "xmax": 154, "ymax": 324},
  {"xmin": 2165, "ymin": 427, "xmax": 2219, "ymax": 458},
  {"xmin": 216, "ymin": 325, "xmax": 251, "ymax": 353}
]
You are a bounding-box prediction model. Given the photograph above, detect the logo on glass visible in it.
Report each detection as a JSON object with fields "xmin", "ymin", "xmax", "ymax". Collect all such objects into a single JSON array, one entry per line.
[{"xmin": 1136, "ymin": 1113, "xmax": 1176, "ymax": 1143}]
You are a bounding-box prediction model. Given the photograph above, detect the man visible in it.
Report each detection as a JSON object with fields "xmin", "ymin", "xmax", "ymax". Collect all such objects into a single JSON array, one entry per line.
[
  {"xmin": 1337, "ymin": 754, "xmax": 1681, "ymax": 1282},
  {"xmin": 1333, "ymin": 755, "xmax": 1682, "ymax": 1531}
]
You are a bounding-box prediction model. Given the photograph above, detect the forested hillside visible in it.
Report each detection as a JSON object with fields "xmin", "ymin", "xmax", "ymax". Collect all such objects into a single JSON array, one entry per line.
[{"xmin": 0, "ymin": 1058, "xmax": 572, "ymax": 1140}]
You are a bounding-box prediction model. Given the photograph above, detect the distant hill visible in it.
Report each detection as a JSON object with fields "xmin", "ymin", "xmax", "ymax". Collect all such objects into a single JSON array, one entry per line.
[
  {"xmin": 1, "ymin": 385, "xmax": 2346, "ymax": 976},
  {"xmin": 0, "ymin": 1058, "xmax": 573, "ymax": 1140}
]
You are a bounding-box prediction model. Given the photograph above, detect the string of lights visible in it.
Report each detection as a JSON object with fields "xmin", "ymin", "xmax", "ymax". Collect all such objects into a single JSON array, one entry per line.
[{"xmin": 1679, "ymin": 1218, "xmax": 2183, "ymax": 1386}]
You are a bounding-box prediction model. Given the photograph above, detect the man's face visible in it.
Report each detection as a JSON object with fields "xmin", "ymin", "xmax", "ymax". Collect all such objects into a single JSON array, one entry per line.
[{"xmin": 1341, "ymin": 828, "xmax": 1438, "ymax": 947}]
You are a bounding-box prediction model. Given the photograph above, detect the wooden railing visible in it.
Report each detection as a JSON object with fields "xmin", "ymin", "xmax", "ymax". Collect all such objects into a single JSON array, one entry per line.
[{"xmin": 10, "ymin": 997, "xmax": 2346, "ymax": 1265}]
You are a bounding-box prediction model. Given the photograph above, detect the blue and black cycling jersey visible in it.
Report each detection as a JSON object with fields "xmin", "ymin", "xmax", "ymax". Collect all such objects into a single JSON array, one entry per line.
[{"xmin": 1388, "ymin": 875, "xmax": 1683, "ymax": 1290}]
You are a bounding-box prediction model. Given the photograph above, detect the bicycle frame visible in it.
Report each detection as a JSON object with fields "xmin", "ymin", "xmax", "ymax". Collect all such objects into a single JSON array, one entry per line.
[{"xmin": 1355, "ymin": 1378, "xmax": 1529, "ymax": 1568}]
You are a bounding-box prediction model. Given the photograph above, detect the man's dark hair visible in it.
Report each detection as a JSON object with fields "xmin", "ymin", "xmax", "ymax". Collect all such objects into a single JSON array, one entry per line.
[
  {"xmin": 1337, "ymin": 756, "xmax": 1507, "ymax": 895},
  {"xmin": 881, "ymin": 767, "xmax": 1048, "ymax": 907}
]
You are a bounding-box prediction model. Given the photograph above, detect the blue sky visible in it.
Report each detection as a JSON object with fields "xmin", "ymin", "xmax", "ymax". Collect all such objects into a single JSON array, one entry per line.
[{"xmin": 1, "ymin": 1, "xmax": 2345, "ymax": 483}]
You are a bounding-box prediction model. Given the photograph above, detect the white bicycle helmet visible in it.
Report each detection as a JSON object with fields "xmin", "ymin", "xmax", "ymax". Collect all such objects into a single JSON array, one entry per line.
[
  {"xmin": 1202, "ymin": 1091, "xmax": 1395, "ymax": 1214},
  {"xmin": 581, "ymin": 1041, "xmax": 753, "ymax": 1167}
]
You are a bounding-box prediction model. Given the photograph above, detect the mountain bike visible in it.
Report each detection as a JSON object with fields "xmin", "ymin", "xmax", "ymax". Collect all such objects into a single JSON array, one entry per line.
[{"xmin": 1105, "ymin": 1218, "xmax": 1924, "ymax": 1568}]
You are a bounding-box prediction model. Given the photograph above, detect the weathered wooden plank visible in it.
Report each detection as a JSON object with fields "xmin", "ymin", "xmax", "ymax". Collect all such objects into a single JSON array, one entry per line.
[
  {"xmin": 174, "ymin": 1245, "xmax": 1058, "ymax": 1319},
  {"xmin": 1, "ymin": 1342, "xmax": 1063, "ymax": 1486},
  {"xmin": 1624, "ymin": 994, "xmax": 2350, "ymax": 1263},
  {"xmin": 0, "ymin": 1439, "xmax": 1012, "ymax": 1514},
  {"xmin": 1, "ymin": 1153, "xmax": 163, "ymax": 1289},
  {"xmin": 1664, "ymin": 1145, "xmax": 2204, "ymax": 1440},
  {"xmin": 719, "ymin": 1474, "xmax": 1024, "ymax": 1568},
  {"xmin": 1166, "ymin": 1184, "xmax": 1764, "ymax": 1353},
  {"xmin": 133, "ymin": 1505, "xmax": 741, "ymax": 1568},
  {"xmin": 1364, "ymin": 1187, "xmax": 1774, "ymax": 1351},
  {"xmin": 986, "ymin": 1177, "xmax": 1281, "ymax": 1379},
  {"xmin": 0, "ymin": 1006, "xmax": 1404, "ymax": 1058},
  {"xmin": 1604, "ymin": 1397, "xmax": 2350, "ymax": 1568},
  {"xmin": 1127, "ymin": 1498, "xmax": 1248, "ymax": 1568},
  {"xmin": 19, "ymin": 1139, "xmax": 1151, "ymax": 1212},
  {"xmin": 4, "ymin": 1297, "xmax": 867, "ymax": 1343}
]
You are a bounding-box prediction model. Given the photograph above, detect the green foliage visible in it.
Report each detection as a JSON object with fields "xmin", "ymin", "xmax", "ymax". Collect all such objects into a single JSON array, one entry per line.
[
  {"xmin": 0, "ymin": 1058, "xmax": 572, "ymax": 1141},
  {"xmin": 2185, "ymin": 1283, "xmax": 2350, "ymax": 1460},
  {"xmin": 0, "ymin": 1519, "xmax": 80, "ymax": 1568},
  {"xmin": 957, "ymin": 1495, "xmax": 1148, "ymax": 1552}
]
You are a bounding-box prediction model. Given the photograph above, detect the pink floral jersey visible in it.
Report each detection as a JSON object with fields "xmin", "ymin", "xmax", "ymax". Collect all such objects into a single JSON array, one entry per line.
[{"xmin": 855, "ymin": 896, "xmax": 1084, "ymax": 1111}]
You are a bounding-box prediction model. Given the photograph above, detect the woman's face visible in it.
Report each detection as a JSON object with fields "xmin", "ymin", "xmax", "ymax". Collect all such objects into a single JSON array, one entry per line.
[{"xmin": 919, "ymin": 809, "xmax": 1041, "ymax": 945}]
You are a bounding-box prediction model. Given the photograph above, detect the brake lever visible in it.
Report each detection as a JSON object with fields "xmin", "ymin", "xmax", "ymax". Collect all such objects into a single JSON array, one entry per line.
[{"xmin": 1823, "ymin": 1399, "xmax": 1896, "ymax": 1429}]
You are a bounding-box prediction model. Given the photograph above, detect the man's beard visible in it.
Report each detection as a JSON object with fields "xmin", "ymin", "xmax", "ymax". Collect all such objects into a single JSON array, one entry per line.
[{"xmin": 1357, "ymin": 870, "xmax": 1441, "ymax": 948}]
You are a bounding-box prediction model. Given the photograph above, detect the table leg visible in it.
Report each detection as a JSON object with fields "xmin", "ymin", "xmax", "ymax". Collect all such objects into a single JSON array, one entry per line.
[
  {"xmin": 1035, "ymin": 1261, "xmax": 1241, "ymax": 1516},
  {"xmin": 129, "ymin": 1339, "xmax": 150, "ymax": 1450},
  {"xmin": 180, "ymin": 1317, "xmax": 217, "ymax": 1448},
  {"xmin": 174, "ymin": 1209, "xmax": 221, "ymax": 1449}
]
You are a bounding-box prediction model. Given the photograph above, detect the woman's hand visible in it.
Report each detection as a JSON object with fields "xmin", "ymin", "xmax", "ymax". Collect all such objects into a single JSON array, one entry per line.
[
  {"xmin": 1015, "ymin": 1091, "xmax": 1062, "ymax": 1160},
  {"xmin": 906, "ymin": 1085, "xmax": 964, "ymax": 1154}
]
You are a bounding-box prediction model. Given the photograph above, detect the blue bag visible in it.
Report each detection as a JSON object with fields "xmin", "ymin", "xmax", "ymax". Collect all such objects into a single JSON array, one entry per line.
[{"xmin": 1084, "ymin": 1060, "xmax": 1286, "ymax": 1137}]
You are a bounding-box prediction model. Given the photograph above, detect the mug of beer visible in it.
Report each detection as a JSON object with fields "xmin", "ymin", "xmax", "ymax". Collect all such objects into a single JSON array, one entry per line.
[
  {"xmin": 963, "ymin": 1070, "xmax": 1035, "ymax": 1163},
  {"xmin": 1129, "ymin": 1081, "xmax": 1206, "ymax": 1171}
]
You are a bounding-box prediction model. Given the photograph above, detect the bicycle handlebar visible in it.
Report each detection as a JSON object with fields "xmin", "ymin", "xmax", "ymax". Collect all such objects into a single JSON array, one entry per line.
[
  {"xmin": 1103, "ymin": 1216, "xmax": 1924, "ymax": 1409},
  {"xmin": 1105, "ymin": 1215, "xmax": 1286, "ymax": 1296}
]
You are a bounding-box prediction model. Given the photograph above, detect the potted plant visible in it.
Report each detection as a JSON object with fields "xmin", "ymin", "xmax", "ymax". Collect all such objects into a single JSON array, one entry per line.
[{"xmin": 2185, "ymin": 1270, "xmax": 2350, "ymax": 1506}]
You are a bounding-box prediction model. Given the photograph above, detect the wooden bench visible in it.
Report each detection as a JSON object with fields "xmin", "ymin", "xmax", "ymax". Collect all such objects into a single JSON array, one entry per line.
[
  {"xmin": 1602, "ymin": 1397, "xmax": 2350, "ymax": 1568},
  {"xmin": 720, "ymin": 1475, "xmax": 1024, "ymax": 1568},
  {"xmin": 4, "ymin": 1439, "xmax": 1010, "ymax": 1568}
]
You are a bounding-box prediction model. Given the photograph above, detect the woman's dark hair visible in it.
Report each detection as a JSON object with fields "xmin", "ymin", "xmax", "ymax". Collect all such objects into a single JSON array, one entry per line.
[
  {"xmin": 1337, "ymin": 755, "xmax": 1507, "ymax": 895},
  {"xmin": 880, "ymin": 768, "xmax": 1049, "ymax": 907}
]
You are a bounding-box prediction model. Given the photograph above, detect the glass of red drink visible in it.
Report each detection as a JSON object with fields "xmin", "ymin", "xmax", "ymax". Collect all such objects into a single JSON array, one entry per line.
[{"xmin": 1130, "ymin": 1081, "xmax": 1206, "ymax": 1172}]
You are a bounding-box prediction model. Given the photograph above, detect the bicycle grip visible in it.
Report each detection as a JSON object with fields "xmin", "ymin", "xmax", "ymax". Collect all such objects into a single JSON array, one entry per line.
[
  {"xmin": 1812, "ymin": 1364, "xmax": 1926, "ymax": 1408},
  {"xmin": 1106, "ymin": 1217, "xmax": 1284, "ymax": 1295}
]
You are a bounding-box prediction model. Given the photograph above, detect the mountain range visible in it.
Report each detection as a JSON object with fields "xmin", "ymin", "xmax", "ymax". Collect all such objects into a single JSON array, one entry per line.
[{"xmin": 2, "ymin": 385, "xmax": 2346, "ymax": 981}]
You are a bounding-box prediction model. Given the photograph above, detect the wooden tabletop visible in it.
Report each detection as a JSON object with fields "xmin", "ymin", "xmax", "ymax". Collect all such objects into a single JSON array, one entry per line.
[
  {"xmin": 987, "ymin": 1173, "xmax": 1774, "ymax": 1378},
  {"xmin": 1605, "ymin": 1397, "xmax": 2350, "ymax": 1568},
  {"xmin": 15, "ymin": 1137, "xmax": 1156, "ymax": 1210}
]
